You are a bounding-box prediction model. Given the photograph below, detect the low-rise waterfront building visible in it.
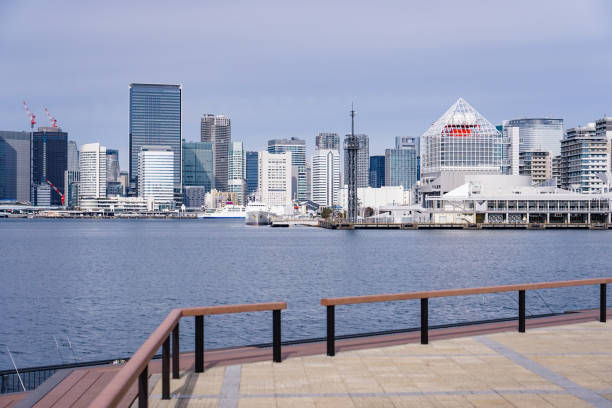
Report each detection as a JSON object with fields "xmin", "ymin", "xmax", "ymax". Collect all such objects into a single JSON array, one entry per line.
[{"xmin": 78, "ymin": 196, "xmax": 147, "ymax": 212}]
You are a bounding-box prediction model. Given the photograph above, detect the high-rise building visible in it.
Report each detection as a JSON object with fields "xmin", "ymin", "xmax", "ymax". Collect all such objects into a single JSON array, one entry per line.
[
  {"xmin": 182, "ymin": 186, "xmax": 206, "ymax": 209},
  {"xmin": 519, "ymin": 151, "xmax": 551, "ymax": 185},
  {"xmin": 258, "ymin": 151, "xmax": 292, "ymax": 207},
  {"xmin": 552, "ymin": 155, "xmax": 562, "ymax": 188},
  {"xmin": 560, "ymin": 123, "xmax": 607, "ymax": 193},
  {"xmin": 64, "ymin": 140, "xmax": 80, "ymax": 206},
  {"xmin": 245, "ymin": 151, "xmax": 259, "ymax": 197},
  {"xmin": 129, "ymin": 83, "xmax": 182, "ymax": 190},
  {"xmin": 79, "ymin": 143, "xmax": 107, "ymax": 200},
  {"xmin": 0, "ymin": 131, "xmax": 31, "ymax": 203},
  {"xmin": 369, "ymin": 156, "xmax": 385, "ymax": 188},
  {"xmin": 385, "ymin": 148, "xmax": 418, "ymax": 190},
  {"xmin": 595, "ymin": 117, "xmax": 612, "ymax": 173},
  {"xmin": 316, "ymin": 132, "xmax": 340, "ymax": 150},
  {"xmin": 106, "ymin": 149, "xmax": 120, "ymax": 182},
  {"xmin": 500, "ymin": 124, "xmax": 520, "ymax": 175},
  {"xmin": 32, "ymin": 127, "xmax": 68, "ymax": 205},
  {"xmin": 395, "ymin": 136, "xmax": 421, "ymax": 179},
  {"xmin": 200, "ymin": 114, "xmax": 231, "ymax": 191},
  {"xmin": 311, "ymin": 149, "xmax": 340, "ymax": 207},
  {"xmin": 228, "ymin": 141, "xmax": 246, "ymax": 204},
  {"xmin": 344, "ymin": 134, "xmax": 369, "ymax": 188},
  {"xmin": 505, "ymin": 118, "xmax": 564, "ymax": 157},
  {"xmin": 267, "ymin": 137, "xmax": 307, "ymax": 200},
  {"xmin": 138, "ymin": 146, "xmax": 175, "ymax": 207},
  {"xmin": 182, "ymin": 141, "xmax": 214, "ymax": 192}
]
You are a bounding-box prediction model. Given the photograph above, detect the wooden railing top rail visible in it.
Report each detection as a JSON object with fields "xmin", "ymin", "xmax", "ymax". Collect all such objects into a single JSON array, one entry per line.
[
  {"xmin": 90, "ymin": 301, "xmax": 287, "ymax": 408},
  {"xmin": 321, "ymin": 278, "xmax": 612, "ymax": 306}
]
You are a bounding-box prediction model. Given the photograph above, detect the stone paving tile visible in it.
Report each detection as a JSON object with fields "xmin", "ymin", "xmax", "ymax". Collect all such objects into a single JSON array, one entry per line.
[
  {"xmin": 537, "ymin": 393, "xmax": 593, "ymax": 408},
  {"xmin": 238, "ymin": 397, "xmax": 277, "ymax": 408}
]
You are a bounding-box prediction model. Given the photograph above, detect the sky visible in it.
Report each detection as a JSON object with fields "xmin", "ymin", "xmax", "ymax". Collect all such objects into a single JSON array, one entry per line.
[{"xmin": 1, "ymin": 1, "xmax": 611, "ymax": 169}]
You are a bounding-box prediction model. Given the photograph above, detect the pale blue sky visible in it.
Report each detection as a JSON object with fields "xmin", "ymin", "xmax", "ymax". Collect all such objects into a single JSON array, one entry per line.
[{"xmin": 1, "ymin": 1, "xmax": 611, "ymax": 169}]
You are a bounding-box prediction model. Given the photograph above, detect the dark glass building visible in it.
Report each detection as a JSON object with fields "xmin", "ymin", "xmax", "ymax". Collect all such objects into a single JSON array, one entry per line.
[
  {"xmin": 369, "ymin": 155, "xmax": 385, "ymax": 188},
  {"xmin": 32, "ymin": 127, "xmax": 67, "ymax": 205},
  {"xmin": 182, "ymin": 141, "xmax": 213, "ymax": 192},
  {"xmin": 129, "ymin": 83, "xmax": 182, "ymax": 190},
  {"xmin": 246, "ymin": 151, "xmax": 259, "ymax": 196},
  {"xmin": 0, "ymin": 131, "xmax": 31, "ymax": 203}
]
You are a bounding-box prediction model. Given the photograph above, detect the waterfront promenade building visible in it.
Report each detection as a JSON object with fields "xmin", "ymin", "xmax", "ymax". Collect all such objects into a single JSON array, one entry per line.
[
  {"xmin": 182, "ymin": 142, "xmax": 213, "ymax": 192},
  {"xmin": 560, "ymin": 123, "xmax": 607, "ymax": 193},
  {"xmin": 315, "ymin": 132, "xmax": 340, "ymax": 150},
  {"xmin": 245, "ymin": 151, "xmax": 259, "ymax": 198},
  {"xmin": 506, "ymin": 118, "xmax": 564, "ymax": 157},
  {"xmin": 519, "ymin": 151, "xmax": 551, "ymax": 185},
  {"xmin": 138, "ymin": 146, "xmax": 174, "ymax": 209},
  {"xmin": 258, "ymin": 151, "xmax": 292, "ymax": 208},
  {"xmin": 344, "ymin": 133, "xmax": 369, "ymax": 188},
  {"xmin": 268, "ymin": 137, "xmax": 307, "ymax": 201},
  {"xmin": 200, "ymin": 114, "xmax": 231, "ymax": 192},
  {"xmin": 311, "ymin": 149, "xmax": 340, "ymax": 207},
  {"xmin": 0, "ymin": 130, "xmax": 31, "ymax": 203},
  {"xmin": 78, "ymin": 143, "xmax": 107, "ymax": 200},
  {"xmin": 369, "ymin": 155, "xmax": 385, "ymax": 188},
  {"xmin": 420, "ymin": 98, "xmax": 507, "ymax": 203},
  {"xmin": 32, "ymin": 126, "xmax": 68, "ymax": 206},
  {"xmin": 129, "ymin": 83, "xmax": 182, "ymax": 190},
  {"xmin": 228, "ymin": 141, "xmax": 246, "ymax": 204}
]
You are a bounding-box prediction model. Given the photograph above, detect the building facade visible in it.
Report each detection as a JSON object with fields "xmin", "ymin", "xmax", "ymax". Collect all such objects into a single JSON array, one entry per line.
[
  {"xmin": 129, "ymin": 83, "xmax": 182, "ymax": 190},
  {"xmin": 258, "ymin": 151, "xmax": 292, "ymax": 208},
  {"xmin": 200, "ymin": 114, "xmax": 231, "ymax": 191},
  {"xmin": 344, "ymin": 134, "xmax": 369, "ymax": 188},
  {"xmin": 560, "ymin": 123, "xmax": 607, "ymax": 193},
  {"xmin": 506, "ymin": 118, "xmax": 564, "ymax": 157},
  {"xmin": 595, "ymin": 117, "xmax": 612, "ymax": 173},
  {"xmin": 369, "ymin": 155, "xmax": 385, "ymax": 188},
  {"xmin": 552, "ymin": 155, "xmax": 562, "ymax": 188},
  {"xmin": 182, "ymin": 141, "xmax": 214, "ymax": 192},
  {"xmin": 519, "ymin": 151, "xmax": 551, "ymax": 185},
  {"xmin": 228, "ymin": 141, "xmax": 246, "ymax": 204},
  {"xmin": 0, "ymin": 131, "xmax": 31, "ymax": 203},
  {"xmin": 267, "ymin": 137, "xmax": 307, "ymax": 200},
  {"xmin": 79, "ymin": 143, "xmax": 107, "ymax": 200},
  {"xmin": 316, "ymin": 132, "xmax": 340, "ymax": 150},
  {"xmin": 311, "ymin": 149, "xmax": 340, "ymax": 207},
  {"xmin": 32, "ymin": 127, "xmax": 68, "ymax": 205},
  {"xmin": 385, "ymin": 148, "xmax": 418, "ymax": 190},
  {"xmin": 138, "ymin": 146, "xmax": 175, "ymax": 208},
  {"xmin": 246, "ymin": 151, "xmax": 259, "ymax": 198}
]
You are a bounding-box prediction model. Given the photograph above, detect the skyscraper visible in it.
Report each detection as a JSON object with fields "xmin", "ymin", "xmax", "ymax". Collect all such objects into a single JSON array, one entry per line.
[
  {"xmin": 506, "ymin": 118, "xmax": 564, "ymax": 157},
  {"xmin": 595, "ymin": 117, "xmax": 612, "ymax": 173},
  {"xmin": 182, "ymin": 141, "xmax": 214, "ymax": 192},
  {"xmin": 129, "ymin": 83, "xmax": 182, "ymax": 190},
  {"xmin": 138, "ymin": 146, "xmax": 175, "ymax": 207},
  {"xmin": 245, "ymin": 151, "xmax": 259, "ymax": 197},
  {"xmin": 0, "ymin": 131, "xmax": 31, "ymax": 203},
  {"xmin": 200, "ymin": 114, "xmax": 231, "ymax": 191},
  {"xmin": 560, "ymin": 123, "xmax": 607, "ymax": 193},
  {"xmin": 344, "ymin": 134, "xmax": 369, "ymax": 188},
  {"xmin": 106, "ymin": 149, "xmax": 120, "ymax": 182},
  {"xmin": 65, "ymin": 140, "xmax": 79, "ymax": 206},
  {"xmin": 267, "ymin": 137, "xmax": 307, "ymax": 200},
  {"xmin": 385, "ymin": 147, "xmax": 418, "ymax": 190},
  {"xmin": 228, "ymin": 141, "xmax": 246, "ymax": 204},
  {"xmin": 368, "ymin": 156, "xmax": 385, "ymax": 188},
  {"xmin": 258, "ymin": 151, "xmax": 292, "ymax": 207},
  {"xmin": 32, "ymin": 127, "xmax": 68, "ymax": 205},
  {"xmin": 311, "ymin": 149, "xmax": 340, "ymax": 207},
  {"xmin": 79, "ymin": 143, "xmax": 107, "ymax": 200},
  {"xmin": 316, "ymin": 132, "xmax": 340, "ymax": 150}
]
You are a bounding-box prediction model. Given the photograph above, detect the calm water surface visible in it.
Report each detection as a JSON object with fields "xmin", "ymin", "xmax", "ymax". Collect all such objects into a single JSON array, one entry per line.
[{"xmin": 0, "ymin": 219, "xmax": 610, "ymax": 369}]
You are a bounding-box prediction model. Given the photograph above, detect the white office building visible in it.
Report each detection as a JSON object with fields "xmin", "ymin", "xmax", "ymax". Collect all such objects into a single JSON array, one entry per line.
[
  {"xmin": 138, "ymin": 146, "xmax": 174, "ymax": 208},
  {"xmin": 258, "ymin": 151, "xmax": 292, "ymax": 208},
  {"xmin": 311, "ymin": 149, "xmax": 340, "ymax": 207},
  {"xmin": 79, "ymin": 142, "xmax": 107, "ymax": 200},
  {"xmin": 228, "ymin": 141, "xmax": 246, "ymax": 204}
]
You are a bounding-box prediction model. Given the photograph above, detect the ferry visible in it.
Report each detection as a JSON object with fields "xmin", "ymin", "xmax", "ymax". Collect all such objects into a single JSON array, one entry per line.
[
  {"xmin": 198, "ymin": 204, "xmax": 246, "ymax": 219},
  {"xmin": 245, "ymin": 201, "xmax": 272, "ymax": 225}
]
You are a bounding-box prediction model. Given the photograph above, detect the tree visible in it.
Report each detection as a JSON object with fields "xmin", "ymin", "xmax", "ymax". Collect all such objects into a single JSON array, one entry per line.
[{"xmin": 320, "ymin": 207, "xmax": 332, "ymax": 219}]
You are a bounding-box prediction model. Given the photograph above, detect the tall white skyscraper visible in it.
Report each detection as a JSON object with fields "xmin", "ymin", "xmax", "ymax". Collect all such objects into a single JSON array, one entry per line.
[
  {"xmin": 311, "ymin": 149, "xmax": 340, "ymax": 207},
  {"xmin": 228, "ymin": 141, "xmax": 246, "ymax": 204},
  {"xmin": 138, "ymin": 146, "xmax": 174, "ymax": 207},
  {"xmin": 258, "ymin": 151, "xmax": 292, "ymax": 208},
  {"xmin": 78, "ymin": 142, "xmax": 106, "ymax": 200}
]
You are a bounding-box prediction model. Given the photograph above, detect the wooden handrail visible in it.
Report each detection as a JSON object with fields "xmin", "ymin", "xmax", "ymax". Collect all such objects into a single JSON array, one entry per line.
[
  {"xmin": 321, "ymin": 277, "xmax": 612, "ymax": 306},
  {"xmin": 90, "ymin": 301, "xmax": 287, "ymax": 408}
]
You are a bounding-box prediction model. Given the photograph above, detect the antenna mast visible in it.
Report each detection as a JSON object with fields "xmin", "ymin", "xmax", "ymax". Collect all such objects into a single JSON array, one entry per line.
[{"xmin": 345, "ymin": 105, "xmax": 359, "ymax": 222}]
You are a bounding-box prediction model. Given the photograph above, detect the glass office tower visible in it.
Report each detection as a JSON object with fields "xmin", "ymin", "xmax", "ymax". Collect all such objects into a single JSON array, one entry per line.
[
  {"xmin": 268, "ymin": 137, "xmax": 307, "ymax": 200},
  {"xmin": 0, "ymin": 131, "xmax": 31, "ymax": 203},
  {"xmin": 506, "ymin": 118, "xmax": 563, "ymax": 157},
  {"xmin": 182, "ymin": 142, "xmax": 214, "ymax": 192},
  {"xmin": 368, "ymin": 155, "xmax": 385, "ymax": 188},
  {"xmin": 32, "ymin": 127, "xmax": 68, "ymax": 205},
  {"xmin": 385, "ymin": 148, "xmax": 418, "ymax": 189},
  {"xmin": 246, "ymin": 151, "xmax": 259, "ymax": 197},
  {"xmin": 129, "ymin": 83, "xmax": 182, "ymax": 190}
]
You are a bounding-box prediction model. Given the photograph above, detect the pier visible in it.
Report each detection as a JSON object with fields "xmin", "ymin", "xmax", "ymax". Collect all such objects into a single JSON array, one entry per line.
[{"xmin": 318, "ymin": 220, "xmax": 612, "ymax": 230}]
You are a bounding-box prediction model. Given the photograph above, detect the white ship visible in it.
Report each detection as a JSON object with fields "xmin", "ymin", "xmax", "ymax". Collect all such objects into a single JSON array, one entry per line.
[
  {"xmin": 198, "ymin": 204, "xmax": 246, "ymax": 219},
  {"xmin": 245, "ymin": 202, "xmax": 272, "ymax": 225}
]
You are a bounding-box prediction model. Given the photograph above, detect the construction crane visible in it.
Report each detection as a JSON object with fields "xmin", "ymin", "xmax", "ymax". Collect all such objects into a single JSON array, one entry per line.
[
  {"xmin": 44, "ymin": 107, "xmax": 59, "ymax": 128},
  {"xmin": 45, "ymin": 178, "xmax": 65, "ymax": 206},
  {"xmin": 23, "ymin": 101, "xmax": 36, "ymax": 130}
]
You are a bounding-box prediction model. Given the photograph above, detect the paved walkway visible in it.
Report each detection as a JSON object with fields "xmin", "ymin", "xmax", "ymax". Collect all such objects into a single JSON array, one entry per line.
[{"xmin": 148, "ymin": 320, "xmax": 612, "ymax": 408}]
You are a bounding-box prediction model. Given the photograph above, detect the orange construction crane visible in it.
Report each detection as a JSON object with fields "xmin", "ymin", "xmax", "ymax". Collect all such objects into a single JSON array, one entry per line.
[{"xmin": 45, "ymin": 178, "xmax": 65, "ymax": 206}]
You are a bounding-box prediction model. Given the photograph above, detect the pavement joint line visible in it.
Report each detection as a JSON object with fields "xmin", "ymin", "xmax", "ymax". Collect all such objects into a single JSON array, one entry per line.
[
  {"xmin": 218, "ymin": 364, "xmax": 241, "ymax": 408},
  {"xmin": 476, "ymin": 335, "xmax": 612, "ymax": 408}
]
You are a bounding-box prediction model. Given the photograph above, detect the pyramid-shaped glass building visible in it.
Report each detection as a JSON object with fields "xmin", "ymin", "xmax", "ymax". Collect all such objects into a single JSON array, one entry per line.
[{"xmin": 421, "ymin": 98, "xmax": 506, "ymax": 176}]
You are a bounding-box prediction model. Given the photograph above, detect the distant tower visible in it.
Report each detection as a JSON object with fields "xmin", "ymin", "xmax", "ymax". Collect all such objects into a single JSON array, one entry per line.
[{"xmin": 344, "ymin": 108, "xmax": 359, "ymax": 222}]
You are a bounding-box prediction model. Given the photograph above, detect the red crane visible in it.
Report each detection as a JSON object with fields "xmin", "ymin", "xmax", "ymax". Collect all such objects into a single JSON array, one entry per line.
[
  {"xmin": 45, "ymin": 178, "xmax": 65, "ymax": 206},
  {"xmin": 23, "ymin": 101, "xmax": 36, "ymax": 130},
  {"xmin": 44, "ymin": 107, "xmax": 59, "ymax": 128}
]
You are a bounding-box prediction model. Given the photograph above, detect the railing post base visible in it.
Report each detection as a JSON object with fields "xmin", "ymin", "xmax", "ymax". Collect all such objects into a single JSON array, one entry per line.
[
  {"xmin": 601, "ymin": 283, "xmax": 607, "ymax": 323},
  {"xmin": 172, "ymin": 323, "xmax": 180, "ymax": 379},
  {"xmin": 518, "ymin": 290, "xmax": 526, "ymax": 333},
  {"xmin": 273, "ymin": 310, "xmax": 282, "ymax": 363},
  {"xmin": 195, "ymin": 316, "xmax": 204, "ymax": 373},
  {"xmin": 421, "ymin": 298, "xmax": 429, "ymax": 345},
  {"xmin": 327, "ymin": 305, "xmax": 335, "ymax": 356},
  {"xmin": 162, "ymin": 336, "xmax": 170, "ymax": 399}
]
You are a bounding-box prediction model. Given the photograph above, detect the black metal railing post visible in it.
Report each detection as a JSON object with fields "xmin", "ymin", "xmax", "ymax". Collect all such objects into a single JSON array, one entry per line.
[
  {"xmin": 273, "ymin": 309, "xmax": 281, "ymax": 362},
  {"xmin": 327, "ymin": 305, "xmax": 335, "ymax": 356},
  {"xmin": 162, "ymin": 336, "xmax": 170, "ymax": 400},
  {"xmin": 421, "ymin": 298, "xmax": 429, "ymax": 344},
  {"xmin": 195, "ymin": 316, "xmax": 204, "ymax": 373},
  {"xmin": 519, "ymin": 290, "xmax": 526, "ymax": 333},
  {"xmin": 601, "ymin": 283, "xmax": 607, "ymax": 323},
  {"xmin": 138, "ymin": 366, "xmax": 148, "ymax": 408},
  {"xmin": 172, "ymin": 323, "xmax": 180, "ymax": 379}
]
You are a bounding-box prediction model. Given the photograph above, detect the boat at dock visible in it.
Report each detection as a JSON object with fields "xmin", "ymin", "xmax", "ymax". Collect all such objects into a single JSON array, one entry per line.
[
  {"xmin": 198, "ymin": 204, "xmax": 246, "ymax": 219},
  {"xmin": 245, "ymin": 201, "xmax": 272, "ymax": 225}
]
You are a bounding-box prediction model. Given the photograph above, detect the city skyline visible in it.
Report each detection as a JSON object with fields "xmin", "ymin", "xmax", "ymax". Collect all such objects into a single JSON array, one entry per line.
[{"xmin": 2, "ymin": 1, "xmax": 611, "ymax": 170}]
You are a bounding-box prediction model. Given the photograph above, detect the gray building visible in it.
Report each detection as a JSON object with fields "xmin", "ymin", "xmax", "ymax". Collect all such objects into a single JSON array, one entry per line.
[
  {"xmin": 506, "ymin": 118, "xmax": 564, "ymax": 157},
  {"xmin": 182, "ymin": 185, "xmax": 206, "ymax": 209},
  {"xmin": 344, "ymin": 134, "xmax": 369, "ymax": 188},
  {"xmin": 385, "ymin": 147, "xmax": 418, "ymax": 190},
  {"xmin": 182, "ymin": 141, "xmax": 214, "ymax": 192},
  {"xmin": 129, "ymin": 83, "xmax": 182, "ymax": 190},
  {"xmin": 65, "ymin": 140, "xmax": 80, "ymax": 206},
  {"xmin": 268, "ymin": 137, "xmax": 307, "ymax": 200},
  {"xmin": 595, "ymin": 117, "xmax": 612, "ymax": 173},
  {"xmin": 0, "ymin": 131, "xmax": 31, "ymax": 203},
  {"xmin": 246, "ymin": 151, "xmax": 259, "ymax": 197},
  {"xmin": 200, "ymin": 114, "xmax": 231, "ymax": 192},
  {"xmin": 316, "ymin": 132, "xmax": 340, "ymax": 150},
  {"xmin": 106, "ymin": 149, "xmax": 120, "ymax": 182},
  {"xmin": 560, "ymin": 123, "xmax": 607, "ymax": 193}
]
